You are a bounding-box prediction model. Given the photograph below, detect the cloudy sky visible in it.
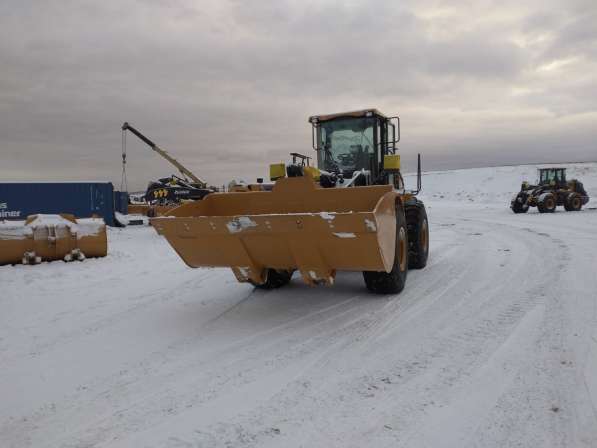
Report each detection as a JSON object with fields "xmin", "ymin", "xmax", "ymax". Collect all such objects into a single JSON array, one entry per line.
[{"xmin": 1, "ymin": 0, "xmax": 596, "ymax": 190}]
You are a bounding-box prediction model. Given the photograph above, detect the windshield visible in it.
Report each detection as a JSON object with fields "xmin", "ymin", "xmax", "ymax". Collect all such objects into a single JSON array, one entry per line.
[
  {"xmin": 318, "ymin": 117, "xmax": 375, "ymax": 175},
  {"xmin": 539, "ymin": 169, "xmax": 565, "ymax": 184}
]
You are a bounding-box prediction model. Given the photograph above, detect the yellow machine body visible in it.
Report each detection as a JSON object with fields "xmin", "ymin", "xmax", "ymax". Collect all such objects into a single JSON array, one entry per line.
[
  {"xmin": 149, "ymin": 108, "xmax": 427, "ymax": 293},
  {"xmin": 151, "ymin": 176, "xmax": 400, "ymax": 286},
  {"xmin": 269, "ymin": 163, "xmax": 287, "ymax": 181},
  {"xmin": 0, "ymin": 214, "xmax": 107, "ymax": 265},
  {"xmin": 383, "ymin": 154, "xmax": 401, "ymax": 171}
]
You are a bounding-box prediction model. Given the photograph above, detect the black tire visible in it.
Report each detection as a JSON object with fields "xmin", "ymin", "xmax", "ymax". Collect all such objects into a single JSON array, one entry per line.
[
  {"xmin": 537, "ymin": 193, "xmax": 556, "ymax": 213},
  {"xmin": 405, "ymin": 200, "xmax": 429, "ymax": 269},
  {"xmin": 250, "ymin": 269, "xmax": 293, "ymax": 289},
  {"xmin": 564, "ymin": 193, "xmax": 582, "ymax": 211},
  {"xmin": 363, "ymin": 203, "xmax": 408, "ymax": 294},
  {"xmin": 511, "ymin": 197, "xmax": 529, "ymax": 214}
]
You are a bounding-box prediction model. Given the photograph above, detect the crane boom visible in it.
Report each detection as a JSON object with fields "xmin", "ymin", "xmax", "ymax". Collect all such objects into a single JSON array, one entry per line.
[{"xmin": 121, "ymin": 122, "xmax": 206, "ymax": 188}]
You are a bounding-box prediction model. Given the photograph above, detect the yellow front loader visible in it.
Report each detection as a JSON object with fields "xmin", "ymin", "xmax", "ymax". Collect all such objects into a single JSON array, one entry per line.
[{"xmin": 151, "ymin": 109, "xmax": 429, "ymax": 294}]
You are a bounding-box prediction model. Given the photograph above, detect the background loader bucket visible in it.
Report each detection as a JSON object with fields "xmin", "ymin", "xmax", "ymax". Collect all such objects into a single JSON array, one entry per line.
[
  {"xmin": 0, "ymin": 214, "xmax": 107, "ymax": 266},
  {"xmin": 151, "ymin": 176, "xmax": 398, "ymax": 286},
  {"xmin": 127, "ymin": 204, "xmax": 178, "ymax": 217}
]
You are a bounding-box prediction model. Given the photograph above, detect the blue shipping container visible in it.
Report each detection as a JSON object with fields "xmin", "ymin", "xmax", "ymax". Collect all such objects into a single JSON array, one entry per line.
[
  {"xmin": 0, "ymin": 182, "xmax": 116, "ymax": 226},
  {"xmin": 113, "ymin": 191, "xmax": 129, "ymax": 215}
]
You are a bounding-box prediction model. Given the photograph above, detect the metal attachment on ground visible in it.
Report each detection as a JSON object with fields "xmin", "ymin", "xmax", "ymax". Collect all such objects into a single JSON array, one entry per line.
[
  {"xmin": 0, "ymin": 214, "xmax": 108, "ymax": 266},
  {"xmin": 64, "ymin": 248, "xmax": 86, "ymax": 262},
  {"xmin": 22, "ymin": 251, "xmax": 42, "ymax": 265}
]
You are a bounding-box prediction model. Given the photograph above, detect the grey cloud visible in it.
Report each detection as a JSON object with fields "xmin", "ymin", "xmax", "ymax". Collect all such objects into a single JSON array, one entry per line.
[
  {"xmin": 0, "ymin": 0, "xmax": 596, "ymax": 190},
  {"xmin": 544, "ymin": 12, "xmax": 597, "ymax": 60}
]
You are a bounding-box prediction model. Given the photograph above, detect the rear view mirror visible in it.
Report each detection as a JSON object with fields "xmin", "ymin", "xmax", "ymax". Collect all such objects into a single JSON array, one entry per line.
[
  {"xmin": 389, "ymin": 116, "xmax": 400, "ymax": 144},
  {"xmin": 311, "ymin": 119, "xmax": 322, "ymax": 151}
]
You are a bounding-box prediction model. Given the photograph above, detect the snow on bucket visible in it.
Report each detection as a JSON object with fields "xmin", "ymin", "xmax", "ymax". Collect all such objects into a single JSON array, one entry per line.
[
  {"xmin": 151, "ymin": 176, "xmax": 398, "ymax": 286},
  {"xmin": 0, "ymin": 214, "xmax": 107, "ymax": 265}
]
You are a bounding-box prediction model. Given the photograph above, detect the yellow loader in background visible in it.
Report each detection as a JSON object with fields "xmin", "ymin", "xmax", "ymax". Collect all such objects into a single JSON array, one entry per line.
[{"xmin": 151, "ymin": 109, "xmax": 429, "ymax": 294}]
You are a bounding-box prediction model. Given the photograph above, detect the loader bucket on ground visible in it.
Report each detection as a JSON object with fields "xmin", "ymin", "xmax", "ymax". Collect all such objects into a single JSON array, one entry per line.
[
  {"xmin": 127, "ymin": 204, "xmax": 177, "ymax": 217},
  {"xmin": 0, "ymin": 214, "xmax": 107, "ymax": 266},
  {"xmin": 151, "ymin": 176, "xmax": 398, "ymax": 286}
]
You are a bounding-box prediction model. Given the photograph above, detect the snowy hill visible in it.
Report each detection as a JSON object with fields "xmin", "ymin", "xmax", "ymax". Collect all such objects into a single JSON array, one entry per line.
[
  {"xmin": 405, "ymin": 162, "xmax": 597, "ymax": 206},
  {"xmin": 1, "ymin": 163, "xmax": 596, "ymax": 447}
]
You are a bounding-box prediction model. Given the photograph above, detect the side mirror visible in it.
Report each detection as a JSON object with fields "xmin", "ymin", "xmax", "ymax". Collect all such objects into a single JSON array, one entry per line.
[
  {"xmin": 385, "ymin": 117, "xmax": 400, "ymax": 153},
  {"xmin": 389, "ymin": 116, "xmax": 400, "ymax": 144},
  {"xmin": 310, "ymin": 119, "xmax": 321, "ymax": 151}
]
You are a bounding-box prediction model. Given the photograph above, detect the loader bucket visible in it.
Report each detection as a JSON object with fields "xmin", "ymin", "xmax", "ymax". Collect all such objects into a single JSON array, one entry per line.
[
  {"xmin": 0, "ymin": 214, "xmax": 107, "ymax": 266},
  {"xmin": 151, "ymin": 176, "xmax": 398, "ymax": 286},
  {"xmin": 128, "ymin": 204, "xmax": 178, "ymax": 217}
]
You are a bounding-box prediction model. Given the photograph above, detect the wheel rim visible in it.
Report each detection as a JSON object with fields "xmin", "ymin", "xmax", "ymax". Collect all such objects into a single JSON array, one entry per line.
[
  {"xmin": 421, "ymin": 219, "xmax": 429, "ymax": 252},
  {"xmin": 398, "ymin": 226, "xmax": 407, "ymax": 271},
  {"xmin": 256, "ymin": 268, "xmax": 269, "ymax": 285},
  {"xmin": 573, "ymin": 197, "xmax": 581, "ymax": 208},
  {"xmin": 546, "ymin": 198, "xmax": 554, "ymax": 209}
]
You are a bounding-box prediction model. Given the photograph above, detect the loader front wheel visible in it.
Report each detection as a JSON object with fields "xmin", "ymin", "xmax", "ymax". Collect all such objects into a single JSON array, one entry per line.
[
  {"xmin": 250, "ymin": 269, "xmax": 293, "ymax": 289},
  {"xmin": 511, "ymin": 198, "xmax": 529, "ymax": 214},
  {"xmin": 363, "ymin": 204, "xmax": 408, "ymax": 294},
  {"xmin": 538, "ymin": 193, "xmax": 556, "ymax": 213},
  {"xmin": 405, "ymin": 201, "xmax": 429, "ymax": 269}
]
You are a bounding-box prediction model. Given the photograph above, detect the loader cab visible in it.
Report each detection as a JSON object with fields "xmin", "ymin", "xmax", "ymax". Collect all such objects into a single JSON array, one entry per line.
[
  {"xmin": 538, "ymin": 168, "xmax": 566, "ymax": 186},
  {"xmin": 309, "ymin": 109, "xmax": 400, "ymax": 181}
]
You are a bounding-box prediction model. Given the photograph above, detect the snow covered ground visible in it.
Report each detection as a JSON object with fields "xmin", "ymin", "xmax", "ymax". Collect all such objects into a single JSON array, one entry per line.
[{"xmin": 1, "ymin": 163, "xmax": 596, "ymax": 448}]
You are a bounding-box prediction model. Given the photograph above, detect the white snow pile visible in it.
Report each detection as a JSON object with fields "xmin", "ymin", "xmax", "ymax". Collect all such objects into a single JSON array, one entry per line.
[
  {"xmin": 114, "ymin": 212, "xmax": 149, "ymax": 227},
  {"xmin": 0, "ymin": 214, "xmax": 105, "ymax": 241},
  {"xmin": 404, "ymin": 162, "xmax": 597, "ymax": 206},
  {"xmin": 333, "ymin": 232, "xmax": 356, "ymax": 238},
  {"xmin": 226, "ymin": 216, "xmax": 258, "ymax": 233},
  {"xmin": 0, "ymin": 220, "xmax": 32, "ymax": 240}
]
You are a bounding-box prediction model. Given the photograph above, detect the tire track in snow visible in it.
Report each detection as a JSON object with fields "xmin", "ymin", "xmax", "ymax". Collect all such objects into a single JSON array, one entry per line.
[
  {"xmin": 0, "ymin": 268, "xmax": 220, "ymax": 367},
  {"xmin": 4, "ymin": 207, "xmax": 596, "ymax": 448},
  {"xmin": 465, "ymin": 209, "xmax": 597, "ymax": 446},
  {"xmin": 76, "ymin": 214, "xmax": 532, "ymax": 447},
  {"xmin": 1, "ymin": 210, "xmax": 492, "ymax": 448},
  {"xmin": 4, "ymin": 224, "xmax": 468, "ymax": 447},
  {"xmin": 182, "ymin": 210, "xmax": 572, "ymax": 448}
]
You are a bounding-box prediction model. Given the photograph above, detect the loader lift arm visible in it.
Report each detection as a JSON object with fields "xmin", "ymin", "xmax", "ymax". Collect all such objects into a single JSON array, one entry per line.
[{"xmin": 121, "ymin": 122, "xmax": 207, "ymax": 188}]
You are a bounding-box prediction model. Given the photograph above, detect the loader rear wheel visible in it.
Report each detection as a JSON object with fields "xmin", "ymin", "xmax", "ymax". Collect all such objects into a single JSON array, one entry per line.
[
  {"xmin": 405, "ymin": 201, "xmax": 429, "ymax": 269},
  {"xmin": 564, "ymin": 193, "xmax": 582, "ymax": 211},
  {"xmin": 250, "ymin": 269, "xmax": 293, "ymax": 289},
  {"xmin": 538, "ymin": 194, "xmax": 556, "ymax": 213},
  {"xmin": 363, "ymin": 204, "xmax": 408, "ymax": 294}
]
